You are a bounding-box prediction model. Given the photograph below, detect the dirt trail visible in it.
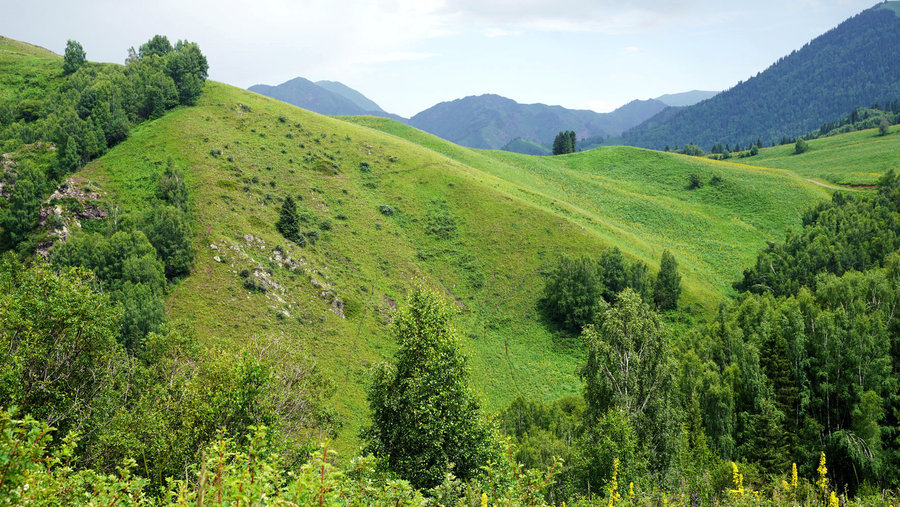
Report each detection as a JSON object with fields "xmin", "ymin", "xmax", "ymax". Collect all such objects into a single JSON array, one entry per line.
[{"xmin": 805, "ymin": 178, "xmax": 860, "ymax": 191}]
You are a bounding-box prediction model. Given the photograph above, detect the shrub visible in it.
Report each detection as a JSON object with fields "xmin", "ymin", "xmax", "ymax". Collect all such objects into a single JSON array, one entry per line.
[
  {"xmin": 540, "ymin": 255, "xmax": 603, "ymax": 334},
  {"xmin": 359, "ymin": 161, "xmax": 371, "ymax": 173},
  {"xmin": 794, "ymin": 137, "xmax": 809, "ymax": 154},
  {"xmin": 688, "ymin": 173, "xmax": 703, "ymax": 190},
  {"xmin": 879, "ymin": 117, "xmax": 890, "ymax": 136},
  {"xmin": 379, "ymin": 205, "xmax": 394, "ymax": 216}
]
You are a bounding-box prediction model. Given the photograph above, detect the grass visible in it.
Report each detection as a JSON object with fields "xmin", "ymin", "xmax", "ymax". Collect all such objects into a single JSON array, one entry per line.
[
  {"xmin": 0, "ymin": 36, "xmax": 61, "ymax": 103},
  {"xmin": 5, "ymin": 38, "xmax": 883, "ymax": 452},
  {"xmin": 78, "ymin": 85, "xmax": 836, "ymax": 449},
  {"xmin": 744, "ymin": 125, "xmax": 900, "ymax": 185}
]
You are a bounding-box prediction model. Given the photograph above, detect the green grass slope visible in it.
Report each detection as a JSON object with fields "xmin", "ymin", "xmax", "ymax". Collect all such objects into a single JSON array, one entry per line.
[
  {"xmin": 80, "ymin": 82, "xmax": 614, "ymax": 447},
  {"xmin": 0, "ymin": 36, "xmax": 61, "ymax": 102},
  {"xmin": 2, "ymin": 34, "xmax": 836, "ymax": 449},
  {"xmin": 746, "ymin": 125, "xmax": 900, "ymax": 185},
  {"xmin": 345, "ymin": 116, "xmax": 830, "ymax": 302}
]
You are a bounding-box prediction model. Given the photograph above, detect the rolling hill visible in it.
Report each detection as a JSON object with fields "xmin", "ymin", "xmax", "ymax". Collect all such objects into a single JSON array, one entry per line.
[
  {"xmin": 622, "ymin": 1, "xmax": 900, "ymax": 150},
  {"xmin": 654, "ymin": 90, "xmax": 718, "ymax": 107},
  {"xmin": 407, "ymin": 94, "xmax": 668, "ymax": 151},
  {"xmin": 4, "ymin": 35, "xmax": 880, "ymax": 451}
]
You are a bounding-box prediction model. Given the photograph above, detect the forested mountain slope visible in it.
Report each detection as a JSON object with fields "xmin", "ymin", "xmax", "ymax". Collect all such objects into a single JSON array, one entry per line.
[{"xmin": 622, "ymin": 2, "xmax": 900, "ymax": 150}]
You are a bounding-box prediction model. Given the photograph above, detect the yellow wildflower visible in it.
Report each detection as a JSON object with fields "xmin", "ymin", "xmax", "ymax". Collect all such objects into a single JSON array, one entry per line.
[
  {"xmin": 481, "ymin": 492, "xmax": 487, "ymax": 507},
  {"xmin": 817, "ymin": 452, "xmax": 828, "ymax": 495},
  {"xmin": 608, "ymin": 458, "xmax": 621, "ymax": 507},
  {"xmin": 791, "ymin": 462, "xmax": 798, "ymax": 490},
  {"xmin": 728, "ymin": 461, "xmax": 745, "ymax": 498},
  {"xmin": 829, "ymin": 491, "xmax": 839, "ymax": 507}
]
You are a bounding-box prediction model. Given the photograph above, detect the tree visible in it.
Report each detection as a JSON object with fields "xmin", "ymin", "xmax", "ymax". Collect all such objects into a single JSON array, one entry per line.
[
  {"xmin": 794, "ymin": 137, "xmax": 809, "ymax": 154},
  {"xmin": 653, "ymin": 250, "xmax": 681, "ymax": 310},
  {"xmin": 552, "ymin": 130, "xmax": 576, "ymax": 155},
  {"xmin": 879, "ymin": 117, "xmax": 890, "ymax": 136},
  {"xmin": 276, "ymin": 195, "xmax": 301, "ymax": 244},
  {"xmin": 540, "ymin": 255, "xmax": 604, "ymax": 333},
  {"xmin": 1, "ymin": 163, "xmax": 46, "ymax": 249},
  {"xmin": 144, "ymin": 205, "xmax": 195, "ymax": 279},
  {"xmin": 138, "ymin": 35, "xmax": 173, "ymax": 58},
  {"xmin": 363, "ymin": 280, "xmax": 500, "ymax": 489},
  {"xmin": 597, "ymin": 247, "xmax": 627, "ymax": 302},
  {"xmin": 165, "ymin": 41, "xmax": 209, "ymax": 105},
  {"xmin": 61, "ymin": 135, "xmax": 79, "ymax": 173},
  {"xmin": 63, "ymin": 40, "xmax": 86, "ymax": 75},
  {"xmin": 580, "ymin": 289, "xmax": 676, "ymax": 471}
]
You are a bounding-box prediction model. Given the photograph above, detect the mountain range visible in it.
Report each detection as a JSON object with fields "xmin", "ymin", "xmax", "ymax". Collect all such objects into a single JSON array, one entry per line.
[
  {"xmin": 621, "ymin": 1, "xmax": 900, "ymax": 150},
  {"xmin": 248, "ymin": 78, "xmax": 716, "ymax": 154}
]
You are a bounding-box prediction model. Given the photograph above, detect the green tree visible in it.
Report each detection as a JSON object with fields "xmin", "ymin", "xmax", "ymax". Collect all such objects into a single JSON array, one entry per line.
[
  {"xmin": 0, "ymin": 255, "xmax": 125, "ymax": 437},
  {"xmin": 276, "ymin": 195, "xmax": 301, "ymax": 244},
  {"xmin": 794, "ymin": 137, "xmax": 809, "ymax": 154},
  {"xmin": 165, "ymin": 41, "xmax": 209, "ymax": 105},
  {"xmin": 138, "ymin": 35, "xmax": 173, "ymax": 58},
  {"xmin": 653, "ymin": 250, "xmax": 681, "ymax": 310},
  {"xmin": 597, "ymin": 246, "xmax": 627, "ymax": 302},
  {"xmin": 1, "ymin": 163, "xmax": 46, "ymax": 249},
  {"xmin": 540, "ymin": 255, "xmax": 604, "ymax": 333},
  {"xmin": 61, "ymin": 135, "xmax": 79, "ymax": 172},
  {"xmin": 552, "ymin": 130, "xmax": 576, "ymax": 155},
  {"xmin": 879, "ymin": 117, "xmax": 890, "ymax": 136},
  {"xmin": 580, "ymin": 289, "xmax": 675, "ymax": 473},
  {"xmin": 363, "ymin": 280, "xmax": 500, "ymax": 489},
  {"xmin": 144, "ymin": 205, "xmax": 195, "ymax": 280},
  {"xmin": 62, "ymin": 40, "xmax": 86, "ymax": 75}
]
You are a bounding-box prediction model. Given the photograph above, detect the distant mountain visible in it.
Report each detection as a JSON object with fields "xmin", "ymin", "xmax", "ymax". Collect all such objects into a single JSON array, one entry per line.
[
  {"xmin": 654, "ymin": 90, "xmax": 718, "ymax": 107},
  {"xmin": 315, "ymin": 80, "xmax": 385, "ymax": 113},
  {"xmin": 407, "ymin": 94, "xmax": 667, "ymax": 151},
  {"xmin": 249, "ymin": 77, "xmax": 404, "ymax": 121},
  {"xmin": 622, "ymin": 2, "xmax": 900, "ymax": 150}
]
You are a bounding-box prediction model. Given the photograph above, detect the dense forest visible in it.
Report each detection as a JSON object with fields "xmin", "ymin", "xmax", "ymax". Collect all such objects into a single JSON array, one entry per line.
[
  {"xmin": 3, "ymin": 31, "xmax": 900, "ymax": 506},
  {"xmin": 621, "ymin": 4, "xmax": 900, "ymax": 151}
]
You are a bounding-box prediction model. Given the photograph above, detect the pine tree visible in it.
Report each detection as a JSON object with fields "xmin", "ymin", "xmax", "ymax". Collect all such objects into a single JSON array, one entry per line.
[
  {"xmin": 653, "ymin": 250, "xmax": 681, "ymax": 310},
  {"xmin": 276, "ymin": 195, "xmax": 300, "ymax": 243}
]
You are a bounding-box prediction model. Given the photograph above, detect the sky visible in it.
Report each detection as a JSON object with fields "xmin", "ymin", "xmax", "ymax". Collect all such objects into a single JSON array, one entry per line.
[{"xmin": 2, "ymin": 0, "xmax": 881, "ymax": 117}]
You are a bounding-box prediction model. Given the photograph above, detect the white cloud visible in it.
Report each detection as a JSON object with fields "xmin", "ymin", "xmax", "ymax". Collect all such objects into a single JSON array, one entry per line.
[{"xmin": 481, "ymin": 27, "xmax": 521, "ymax": 38}]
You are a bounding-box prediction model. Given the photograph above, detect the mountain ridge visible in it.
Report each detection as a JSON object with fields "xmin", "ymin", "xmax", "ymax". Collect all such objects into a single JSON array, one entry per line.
[{"xmin": 622, "ymin": 2, "xmax": 900, "ymax": 149}]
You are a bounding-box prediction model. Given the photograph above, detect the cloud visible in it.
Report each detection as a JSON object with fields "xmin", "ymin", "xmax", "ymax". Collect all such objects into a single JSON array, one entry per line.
[
  {"xmin": 481, "ymin": 27, "xmax": 521, "ymax": 38},
  {"xmin": 360, "ymin": 52, "xmax": 441, "ymax": 64}
]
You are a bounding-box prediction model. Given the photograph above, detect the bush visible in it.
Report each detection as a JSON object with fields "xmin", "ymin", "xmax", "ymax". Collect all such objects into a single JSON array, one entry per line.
[
  {"xmin": 688, "ymin": 173, "xmax": 703, "ymax": 189},
  {"xmin": 379, "ymin": 205, "xmax": 394, "ymax": 216},
  {"xmin": 879, "ymin": 117, "xmax": 890, "ymax": 136},
  {"xmin": 359, "ymin": 161, "xmax": 371, "ymax": 173},
  {"xmin": 794, "ymin": 137, "xmax": 809, "ymax": 154}
]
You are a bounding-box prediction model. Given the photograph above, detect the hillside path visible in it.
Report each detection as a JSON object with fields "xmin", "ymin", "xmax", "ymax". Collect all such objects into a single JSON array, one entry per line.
[{"xmin": 805, "ymin": 178, "xmax": 859, "ymax": 191}]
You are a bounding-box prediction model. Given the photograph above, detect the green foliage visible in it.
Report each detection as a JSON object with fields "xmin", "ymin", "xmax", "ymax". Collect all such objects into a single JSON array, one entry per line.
[
  {"xmin": 653, "ymin": 250, "xmax": 681, "ymax": 310},
  {"xmin": 552, "ymin": 130, "xmax": 576, "ymax": 155},
  {"xmin": 539, "ymin": 255, "xmax": 603, "ymax": 334},
  {"xmin": 363, "ymin": 280, "xmax": 502, "ymax": 489},
  {"xmin": 688, "ymin": 172, "xmax": 703, "ymax": 189},
  {"xmin": 138, "ymin": 35, "xmax": 172, "ymax": 58},
  {"xmin": 0, "ymin": 162, "xmax": 46, "ymax": 249},
  {"xmin": 621, "ymin": 7, "xmax": 900, "ymax": 150},
  {"xmin": 581, "ymin": 289, "xmax": 676, "ymax": 473},
  {"xmin": 156, "ymin": 158, "xmax": 189, "ymax": 210},
  {"xmin": 794, "ymin": 137, "xmax": 809, "ymax": 154},
  {"xmin": 879, "ymin": 116, "xmax": 890, "ymax": 136},
  {"xmin": 144, "ymin": 205, "xmax": 196, "ymax": 279},
  {"xmin": 62, "ymin": 39, "xmax": 85, "ymax": 75},
  {"xmin": 0, "ymin": 255, "xmax": 124, "ymax": 439},
  {"xmin": 276, "ymin": 195, "xmax": 301, "ymax": 243},
  {"xmin": 736, "ymin": 171, "xmax": 900, "ymax": 296}
]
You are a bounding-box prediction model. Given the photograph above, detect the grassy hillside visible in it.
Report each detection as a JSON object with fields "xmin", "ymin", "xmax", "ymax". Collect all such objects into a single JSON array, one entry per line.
[
  {"xmin": 746, "ymin": 125, "xmax": 900, "ymax": 185},
  {"xmin": 0, "ymin": 36, "xmax": 61, "ymax": 103},
  {"xmin": 75, "ymin": 81, "xmax": 831, "ymax": 449},
  {"xmin": 345, "ymin": 116, "xmax": 830, "ymax": 302}
]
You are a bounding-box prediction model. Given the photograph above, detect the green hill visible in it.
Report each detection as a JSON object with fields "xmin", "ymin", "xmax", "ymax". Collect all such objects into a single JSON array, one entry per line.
[
  {"xmin": 744, "ymin": 124, "xmax": 900, "ymax": 185},
  {"xmin": 1, "ymin": 36, "xmax": 836, "ymax": 450}
]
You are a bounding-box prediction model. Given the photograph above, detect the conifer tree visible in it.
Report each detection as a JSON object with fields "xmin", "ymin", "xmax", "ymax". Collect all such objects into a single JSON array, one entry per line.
[
  {"xmin": 653, "ymin": 250, "xmax": 681, "ymax": 310},
  {"xmin": 276, "ymin": 195, "xmax": 300, "ymax": 244}
]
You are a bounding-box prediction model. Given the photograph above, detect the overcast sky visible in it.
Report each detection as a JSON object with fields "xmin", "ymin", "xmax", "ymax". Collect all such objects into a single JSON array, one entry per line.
[{"xmin": 3, "ymin": 0, "xmax": 880, "ymax": 117}]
